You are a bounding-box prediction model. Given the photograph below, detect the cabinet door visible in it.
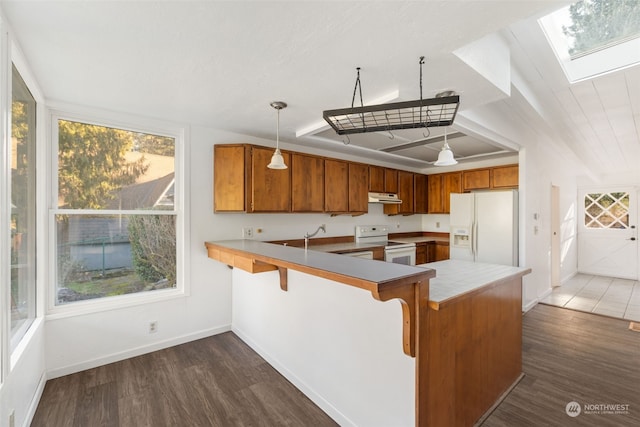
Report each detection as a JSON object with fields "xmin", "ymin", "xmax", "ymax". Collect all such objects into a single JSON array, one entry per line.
[
  {"xmin": 291, "ymin": 153, "xmax": 324, "ymax": 212},
  {"xmin": 349, "ymin": 163, "xmax": 369, "ymax": 213},
  {"xmin": 434, "ymin": 243, "xmax": 450, "ymax": 261},
  {"xmin": 369, "ymin": 166, "xmax": 385, "ymax": 192},
  {"xmin": 214, "ymin": 145, "xmax": 246, "ymax": 212},
  {"xmin": 414, "ymin": 174, "xmax": 428, "ymax": 214},
  {"xmin": 397, "ymin": 171, "xmax": 414, "ymax": 214},
  {"xmin": 250, "ymin": 146, "xmax": 291, "ymax": 212},
  {"xmin": 463, "ymin": 169, "xmax": 490, "ymax": 191},
  {"xmin": 416, "ymin": 244, "xmax": 428, "ymax": 265},
  {"xmin": 325, "ymin": 159, "xmax": 349, "ymax": 213},
  {"xmin": 492, "ymin": 165, "xmax": 518, "ymax": 188},
  {"xmin": 384, "ymin": 169, "xmax": 398, "ymax": 192},
  {"xmin": 427, "ymin": 174, "xmax": 444, "ymax": 214},
  {"xmin": 442, "ymin": 172, "xmax": 462, "ymax": 213}
]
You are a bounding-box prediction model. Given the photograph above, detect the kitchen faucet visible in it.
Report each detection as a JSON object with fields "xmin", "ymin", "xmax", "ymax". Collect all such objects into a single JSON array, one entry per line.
[{"xmin": 304, "ymin": 224, "xmax": 326, "ymax": 250}]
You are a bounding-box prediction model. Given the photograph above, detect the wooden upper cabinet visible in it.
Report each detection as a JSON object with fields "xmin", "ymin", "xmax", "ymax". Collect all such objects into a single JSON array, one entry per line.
[
  {"xmin": 397, "ymin": 171, "xmax": 415, "ymax": 215},
  {"xmin": 349, "ymin": 163, "xmax": 369, "ymax": 213},
  {"xmin": 463, "ymin": 169, "xmax": 490, "ymax": 191},
  {"xmin": 414, "ymin": 174, "xmax": 428, "ymax": 214},
  {"xmin": 384, "ymin": 169, "xmax": 398, "ymax": 193},
  {"xmin": 442, "ymin": 172, "xmax": 462, "ymax": 213},
  {"xmin": 324, "ymin": 159, "xmax": 349, "ymax": 213},
  {"xmin": 427, "ymin": 174, "xmax": 444, "ymax": 214},
  {"xmin": 291, "ymin": 153, "xmax": 324, "ymax": 212},
  {"xmin": 492, "ymin": 165, "xmax": 519, "ymax": 188},
  {"xmin": 428, "ymin": 172, "xmax": 462, "ymax": 214},
  {"xmin": 214, "ymin": 145, "xmax": 246, "ymax": 212},
  {"xmin": 369, "ymin": 166, "xmax": 385, "ymax": 192},
  {"xmin": 249, "ymin": 146, "xmax": 291, "ymax": 212}
]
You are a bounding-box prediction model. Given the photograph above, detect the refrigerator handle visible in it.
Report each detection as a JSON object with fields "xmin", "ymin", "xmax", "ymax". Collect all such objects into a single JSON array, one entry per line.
[
  {"xmin": 472, "ymin": 221, "xmax": 478, "ymax": 257},
  {"xmin": 470, "ymin": 222, "xmax": 475, "ymax": 257}
]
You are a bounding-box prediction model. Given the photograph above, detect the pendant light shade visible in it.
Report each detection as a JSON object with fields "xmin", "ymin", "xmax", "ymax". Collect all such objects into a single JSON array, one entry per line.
[
  {"xmin": 434, "ymin": 127, "xmax": 458, "ymax": 166},
  {"xmin": 268, "ymin": 148, "xmax": 287, "ymax": 169},
  {"xmin": 268, "ymin": 101, "xmax": 288, "ymax": 169}
]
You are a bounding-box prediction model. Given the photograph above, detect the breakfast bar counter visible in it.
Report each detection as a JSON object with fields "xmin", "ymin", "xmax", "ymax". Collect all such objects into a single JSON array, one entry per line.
[{"xmin": 205, "ymin": 239, "xmax": 531, "ymax": 427}]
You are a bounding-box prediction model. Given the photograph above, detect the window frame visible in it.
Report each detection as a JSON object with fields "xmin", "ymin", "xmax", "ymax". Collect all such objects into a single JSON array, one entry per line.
[{"xmin": 47, "ymin": 107, "xmax": 189, "ymax": 318}]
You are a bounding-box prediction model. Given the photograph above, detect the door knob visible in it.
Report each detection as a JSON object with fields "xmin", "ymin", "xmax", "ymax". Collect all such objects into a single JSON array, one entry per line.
[{"xmin": 629, "ymin": 237, "xmax": 637, "ymax": 241}]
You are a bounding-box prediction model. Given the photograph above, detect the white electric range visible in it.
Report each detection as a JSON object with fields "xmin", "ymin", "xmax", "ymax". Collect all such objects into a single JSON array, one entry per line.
[{"xmin": 354, "ymin": 225, "xmax": 417, "ymax": 265}]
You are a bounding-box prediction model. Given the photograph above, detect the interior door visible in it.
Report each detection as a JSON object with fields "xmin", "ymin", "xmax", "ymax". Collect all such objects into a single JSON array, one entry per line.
[{"xmin": 577, "ymin": 188, "xmax": 638, "ymax": 280}]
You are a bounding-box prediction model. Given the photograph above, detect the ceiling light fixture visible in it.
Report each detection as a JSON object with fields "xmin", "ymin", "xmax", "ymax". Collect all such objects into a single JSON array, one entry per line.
[
  {"xmin": 322, "ymin": 57, "xmax": 460, "ymax": 135},
  {"xmin": 267, "ymin": 101, "xmax": 288, "ymax": 170},
  {"xmin": 434, "ymin": 126, "xmax": 458, "ymax": 166}
]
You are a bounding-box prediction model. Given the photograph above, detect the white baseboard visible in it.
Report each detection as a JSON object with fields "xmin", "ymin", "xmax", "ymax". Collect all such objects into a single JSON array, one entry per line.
[
  {"xmin": 47, "ymin": 324, "xmax": 231, "ymax": 379},
  {"xmin": 522, "ymin": 299, "xmax": 538, "ymax": 313},
  {"xmin": 232, "ymin": 326, "xmax": 355, "ymax": 427},
  {"xmin": 23, "ymin": 371, "xmax": 47, "ymax": 427},
  {"xmin": 522, "ymin": 287, "xmax": 553, "ymax": 313},
  {"xmin": 561, "ymin": 271, "xmax": 578, "ymax": 285}
]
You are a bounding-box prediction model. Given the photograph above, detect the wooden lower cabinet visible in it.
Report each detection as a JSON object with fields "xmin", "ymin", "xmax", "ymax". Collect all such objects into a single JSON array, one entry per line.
[
  {"xmin": 416, "ymin": 243, "xmax": 428, "ymax": 265},
  {"xmin": 434, "ymin": 242, "xmax": 449, "ymax": 261},
  {"xmin": 424, "ymin": 275, "xmax": 523, "ymax": 426}
]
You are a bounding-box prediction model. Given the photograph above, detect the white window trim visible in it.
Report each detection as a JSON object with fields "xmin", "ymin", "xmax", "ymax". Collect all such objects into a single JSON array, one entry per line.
[
  {"xmin": 579, "ymin": 187, "xmax": 636, "ymax": 232},
  {"xmin": 47, "ymin": 105, "xmax": 190, "ymax": 319},
  {"xmin": 539, "ymin": 8, "xmax": 640, "ymax": 83}
]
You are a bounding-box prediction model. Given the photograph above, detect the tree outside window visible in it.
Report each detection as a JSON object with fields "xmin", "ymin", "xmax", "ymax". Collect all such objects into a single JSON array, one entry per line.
[{"xmin": 55, "ymin": 119, "xmax": 178, "ymax": 305}]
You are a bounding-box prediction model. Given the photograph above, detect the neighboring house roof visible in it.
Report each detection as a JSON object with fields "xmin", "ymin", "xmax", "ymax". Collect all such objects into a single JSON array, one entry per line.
[{"xmin": 107, "ymin": 172, "xmax": 175, "ymax": 210}]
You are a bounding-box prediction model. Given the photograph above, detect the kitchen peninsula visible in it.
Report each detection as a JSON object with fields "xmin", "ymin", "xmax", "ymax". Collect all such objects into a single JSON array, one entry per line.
[{"xmin": 205, "ymin": 240, "xmax": 530, "ymax": 426}]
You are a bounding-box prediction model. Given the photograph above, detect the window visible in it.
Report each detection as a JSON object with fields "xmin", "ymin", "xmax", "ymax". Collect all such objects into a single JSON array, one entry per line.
[
  {"xmin": 539, "ymin": 0, "xmax": 640, "ymax": 82},
  {"xmin": 52, "ymin": 118, "xmax": 181, "ymax": 307},
  {"xmin": 10, "ymin": 65, "xmax": 37, "ymax": 350},
  {"xmin": 584, "ymin": 191, "xmax": 629, "ymax": 229}
]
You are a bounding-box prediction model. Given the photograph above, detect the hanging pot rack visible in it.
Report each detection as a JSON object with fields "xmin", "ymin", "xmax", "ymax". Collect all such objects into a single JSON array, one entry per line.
[{"xmin": 322, "ymin": 57, "xmax": 460, "ymax": 135}]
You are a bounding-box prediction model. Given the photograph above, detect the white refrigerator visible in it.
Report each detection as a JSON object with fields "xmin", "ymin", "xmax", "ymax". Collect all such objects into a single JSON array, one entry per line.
[{"xmin": 449, "ymin": 190, "xmax": 518, "ymax": 266}]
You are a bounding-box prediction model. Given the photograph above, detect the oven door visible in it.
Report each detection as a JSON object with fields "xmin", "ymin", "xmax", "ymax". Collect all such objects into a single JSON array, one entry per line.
[{"xmin": 384, "ymin": 246, "xmax": 416, "ymax": 265}]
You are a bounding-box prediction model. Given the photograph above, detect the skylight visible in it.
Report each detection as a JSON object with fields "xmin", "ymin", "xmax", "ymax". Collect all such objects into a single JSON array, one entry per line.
[{"xmin": 539, "ymin": 0, "xmax": 640, "ymax": 83}]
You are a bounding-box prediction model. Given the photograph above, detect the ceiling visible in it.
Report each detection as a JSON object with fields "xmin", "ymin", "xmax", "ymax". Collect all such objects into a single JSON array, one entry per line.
[{"xmin": 1, "ymin": 0, "xmax": 638, "ymax": 177}]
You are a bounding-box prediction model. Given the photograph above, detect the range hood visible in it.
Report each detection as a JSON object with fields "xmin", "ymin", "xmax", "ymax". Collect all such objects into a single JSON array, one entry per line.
[{"xmin": 368, "ymin": 192, "xmax": 402, "ymax": 204}]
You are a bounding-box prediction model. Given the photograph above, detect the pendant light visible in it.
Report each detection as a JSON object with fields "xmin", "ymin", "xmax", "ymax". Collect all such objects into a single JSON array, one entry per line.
[
  {"xmin": 434, "ymin": 126, "xmax": 458, "ymax": 166},
  {"xmin": 267, "ymin": 101, "xmax": 288, "ymax": 169}
]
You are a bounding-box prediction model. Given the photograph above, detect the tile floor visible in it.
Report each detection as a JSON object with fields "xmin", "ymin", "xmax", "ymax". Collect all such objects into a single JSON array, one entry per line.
[{"xmin": 540, "ymin": 273, "xmax": 640, "ymax": 322}]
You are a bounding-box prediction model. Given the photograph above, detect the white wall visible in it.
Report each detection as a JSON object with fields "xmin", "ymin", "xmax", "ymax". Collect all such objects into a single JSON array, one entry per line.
[
  {"xmin": 0, "ymin": 321, "xmax": 45, "ymax": 427},
  {"xmin": 519, "ymin": 140, "xmax": 579, "ymax": 310},
  {"xmin": 232, "ymin": 268, "xmax": 415, "ymax": 427},
  {"xmin": 44, "ymin": 125, "xmax": 427, "ymax": 377}
]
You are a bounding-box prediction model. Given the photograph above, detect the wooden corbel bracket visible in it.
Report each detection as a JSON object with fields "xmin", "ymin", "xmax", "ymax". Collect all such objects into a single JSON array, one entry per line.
[{"xmin": 371, "ymin": 278, "xmax": 429, "ymax": 358}]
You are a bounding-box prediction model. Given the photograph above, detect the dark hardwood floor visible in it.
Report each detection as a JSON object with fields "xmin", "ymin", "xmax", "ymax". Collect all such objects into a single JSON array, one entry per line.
[
  {"xmin": 32, "ymin": 304, "xmax": 639, "ymax": 427},
  {"xmin": 31, "ymin": 332, "xmax": 338, "ymax": 427},
  {"xmin": 482, "ymin": 304, "xmax": 640, "ymax": 427}
]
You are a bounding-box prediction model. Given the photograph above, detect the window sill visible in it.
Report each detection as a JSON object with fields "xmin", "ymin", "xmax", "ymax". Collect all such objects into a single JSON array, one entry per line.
[{"xmin": 46, "ymin": 287, "xmax": 187, "ymax": 320}]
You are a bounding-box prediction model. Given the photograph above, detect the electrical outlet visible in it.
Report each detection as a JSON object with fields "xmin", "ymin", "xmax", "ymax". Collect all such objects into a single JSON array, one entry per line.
[
  {"xmin": 149, "ymin": 321, "xmax": 158, "ymax": 334},
  {"xmin": 436, "ymin": 222, "xmax": 440, "ymax": 228},
  {"xmin": 242, "ymin": 227, "xmax": 254, "ymax": 238}
]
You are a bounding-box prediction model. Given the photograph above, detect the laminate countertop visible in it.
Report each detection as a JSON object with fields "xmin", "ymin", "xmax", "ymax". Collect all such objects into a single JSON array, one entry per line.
[
  {"xmin": 391, "ymin": 236, "xmax": 450, "ymax": 245},
  {"xmin": 417, "ymin": 259, "xmax": 531, "ymax": 308},
  {"xmin": 207, "ymin": 239, "xmax": 433, "ymax": 286}
]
